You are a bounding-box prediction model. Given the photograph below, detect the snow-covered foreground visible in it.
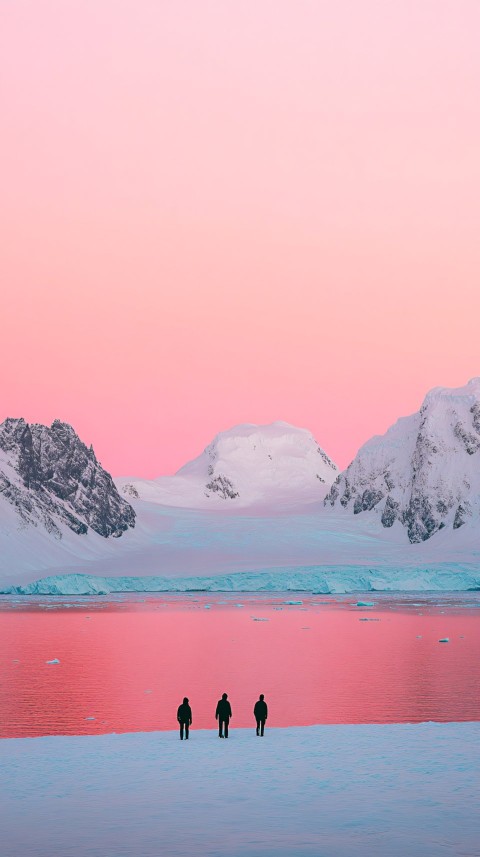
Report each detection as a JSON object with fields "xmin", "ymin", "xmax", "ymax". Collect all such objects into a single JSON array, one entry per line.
[{"xmin": 2, "ymin": 724, "xmax": 479, "ymax": 857}]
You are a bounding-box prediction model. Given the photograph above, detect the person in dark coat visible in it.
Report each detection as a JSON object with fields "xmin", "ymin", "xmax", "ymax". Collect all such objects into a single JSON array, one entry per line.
[
  {"xmin": 215, "ymin": 692, "xmax": 232, "ymax": 738},
  {"xmin": 254, "ymin": 694, "xmax": 268, "ymax": 736},
  {"xmin": 177, "ymin": 697, "xmax": 192, "ymax": 740}
]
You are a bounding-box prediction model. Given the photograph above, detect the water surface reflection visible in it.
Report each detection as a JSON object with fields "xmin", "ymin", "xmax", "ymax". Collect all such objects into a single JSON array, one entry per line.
[{"xmin": 1, "ymin": 592, "xmax": 479, "ymax": 737}]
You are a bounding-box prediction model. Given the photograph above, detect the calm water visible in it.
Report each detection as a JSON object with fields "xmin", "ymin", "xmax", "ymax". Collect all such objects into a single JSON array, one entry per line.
[{"xmin": 1, "ymin": 592, "xmax": 479, "ymax": 738}]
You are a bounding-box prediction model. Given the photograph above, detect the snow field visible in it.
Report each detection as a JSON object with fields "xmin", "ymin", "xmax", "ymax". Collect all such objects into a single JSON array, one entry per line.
[{"xmin": 2, "ymin": 723, "xmax": 479, "ymax": 857}]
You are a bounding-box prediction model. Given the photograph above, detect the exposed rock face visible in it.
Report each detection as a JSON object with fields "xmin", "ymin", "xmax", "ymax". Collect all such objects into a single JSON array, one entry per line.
[
  {"xmin": 0, "ymin": 418, "xmax": 135, "ymax": 538},
  {"xmin": 205, "ymin": 474, "xmax": 239, "ymax": 499},
  {"xmin": 325, "ymin": 379, "xmax": 480, "ymax": 543}
]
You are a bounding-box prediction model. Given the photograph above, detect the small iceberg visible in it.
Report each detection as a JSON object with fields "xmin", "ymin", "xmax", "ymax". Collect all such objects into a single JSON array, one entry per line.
[
  {"xmin": 46, "ymin": 658, "xmax": 60, "ymax": 665},
  {"xmin": 285, "ymin": 600, "xmax": 303, "ymax": 605},
  {"xmin": 356, "ymin": 601, "xmax": 374, "ymax": 608},
  {"xmin": 252, "ymin": 617, "xmax": 269, "ymax": 622},
  {"xmin": 85, "ymin": 716, "xmax": 96, "ymax": 721},
  {"xmin": 438, "ymin": 638, "xmax": 450, "ymax": 643}
]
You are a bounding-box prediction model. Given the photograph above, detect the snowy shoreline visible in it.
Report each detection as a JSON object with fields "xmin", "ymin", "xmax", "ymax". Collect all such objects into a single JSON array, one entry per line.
[
  {"xmin": 3, "ymin": 563, "xmax": 480, "ymax": 595},
  {"xmin": 2, "ymin": 723, "xmax": 479, "ymax": 856}
]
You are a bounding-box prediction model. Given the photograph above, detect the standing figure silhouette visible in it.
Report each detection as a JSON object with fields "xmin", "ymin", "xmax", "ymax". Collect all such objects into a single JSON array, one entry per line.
[
  {"xmin": 254, "ymin": 694, "xmax": 268, "ymax": 736},
  {"xmin": 215, "ymin": 692, "xmax": 232, "ymax": 738},
  {"xmin": 177, "ymin": 697, "xmax": 192, "ymax": 740}
]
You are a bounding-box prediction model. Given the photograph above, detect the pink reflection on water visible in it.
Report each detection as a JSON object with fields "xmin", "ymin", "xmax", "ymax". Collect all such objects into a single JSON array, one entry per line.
[{"xmin": 1, "ymin": 594, "xmax": 479, "ymax": 738}]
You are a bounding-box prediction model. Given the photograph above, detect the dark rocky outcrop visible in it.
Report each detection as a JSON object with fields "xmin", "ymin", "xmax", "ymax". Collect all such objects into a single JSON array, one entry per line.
[
  {"xmin": 205, "ymin": 474, "xmax": 239, "ymax": 499},
  {"xmin": 0, "ymin": 418, "xmax": 135, "ymax": 538}
]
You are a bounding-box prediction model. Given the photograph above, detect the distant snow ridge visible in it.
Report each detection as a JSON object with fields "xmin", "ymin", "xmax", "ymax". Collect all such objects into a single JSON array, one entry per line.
[
  {"xmin": 0, "ymin": 418, "xmax": 135, "ymax": 539},
  {"xmin": 326, "ymin": 378, "xmax": 480, "ymax": 543},
  {"xmin": 119, "ymin": 421, "xmax": 337, "ymax": 510}
]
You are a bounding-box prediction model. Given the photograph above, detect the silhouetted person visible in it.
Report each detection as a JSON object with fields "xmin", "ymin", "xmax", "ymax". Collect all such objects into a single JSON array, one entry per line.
[
  {"xmin": 177, "ymin": 697, "xmax": 192, "ymax": 740},
  {"xmin": 215, "ymin": 692, "xmax": 232, "ymax": 738},
  {"xmin": 254, "ymin": 694, "xmax": 268, "ymax": 736}
]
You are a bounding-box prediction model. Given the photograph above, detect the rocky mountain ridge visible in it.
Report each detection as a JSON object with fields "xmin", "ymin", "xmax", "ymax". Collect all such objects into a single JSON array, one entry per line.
[
  {"xmin": 0, "ymin": 418, "xmax": 135, "ymax": 539},
  {"xmin": 326, "ymin": 378, "xmax": 480, "ymax": 543}
]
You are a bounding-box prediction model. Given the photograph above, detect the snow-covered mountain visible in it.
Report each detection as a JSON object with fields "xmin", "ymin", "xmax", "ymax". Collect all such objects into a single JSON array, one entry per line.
[
  {"xmin": 3, "ymin": 394, "xmax": 480, "ymax": 594},
  {"xmin": 0, "ymin": 418, "xmax": 135, "ymax": 540},
  {"xmin": 326, "ymin": 378, "xmax": 480, "ymax": 543},
  {"xmin": 117, "ymin": 421, "xmax": 338, "ymax": 510}
]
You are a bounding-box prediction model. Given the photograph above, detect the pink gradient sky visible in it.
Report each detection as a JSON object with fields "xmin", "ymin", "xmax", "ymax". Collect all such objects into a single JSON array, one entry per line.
[{"xmin": 1, "ymin": 1, "xmax": 479, "ymax": 476}]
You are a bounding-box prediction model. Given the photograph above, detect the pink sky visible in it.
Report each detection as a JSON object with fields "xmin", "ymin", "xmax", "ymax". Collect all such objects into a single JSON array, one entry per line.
[{"xmin": 1, "ymin": 1, "xmax": 479, "ymax": 476}]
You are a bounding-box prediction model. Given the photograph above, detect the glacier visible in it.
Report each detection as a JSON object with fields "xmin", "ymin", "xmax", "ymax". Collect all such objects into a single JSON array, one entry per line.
[{"xmin": 3, "ymin": 562, "xmax": 480, "ymax": 595}]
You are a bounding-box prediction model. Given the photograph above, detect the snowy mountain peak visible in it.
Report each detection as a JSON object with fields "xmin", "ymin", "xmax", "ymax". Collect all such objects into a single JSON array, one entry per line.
[
  {"xmin": 424, "ymin": 377, "xmax": 480, "ymax": 401},
  {"xmin": 0, "ymin": 417, "xmax": 135, "ymax": 539},
  {"xmin": 326, "ymin": 379, "xmax": 480, "ymax": 542},
  {"xmin": 119, "ymin": 421, "xmax": 337, "ymax": 510}
]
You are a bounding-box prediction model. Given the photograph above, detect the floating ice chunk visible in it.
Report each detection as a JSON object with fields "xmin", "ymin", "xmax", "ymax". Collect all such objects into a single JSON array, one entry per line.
[
  {"xmin": 144, "ymin": 690, "xmax": 152, "ymax": 694},
  {"xmin": 235, "ymin": 604, "xmax": 244, "ymax": 608},
  {"xmin": 85, "ymin": 716, "xmax": 96, "ymax": 721},
  {"xmin": 204, "ymin": 605, "xmax": 211, "ymax": 609},
  {"xmin": 46, "ymin": 658, "xmax": 60, "ymax": 664},
  {"xmin": 416, "ymin": 635, "xmax": 422, "ymax": 639},
  {"xmin": 356, "ymin": 601, "xmax": 374, "ymax": 607},
  {"xmin": 438, "ymin": 638, "xmax": 450, "ymax": 643},
  {"xmin": 252, "ymin": 617, "xmax": 269, "ymax": 622},
  {"xmin": 285, "ymin": 600, "xmax": 303, "ymax": 605}
]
